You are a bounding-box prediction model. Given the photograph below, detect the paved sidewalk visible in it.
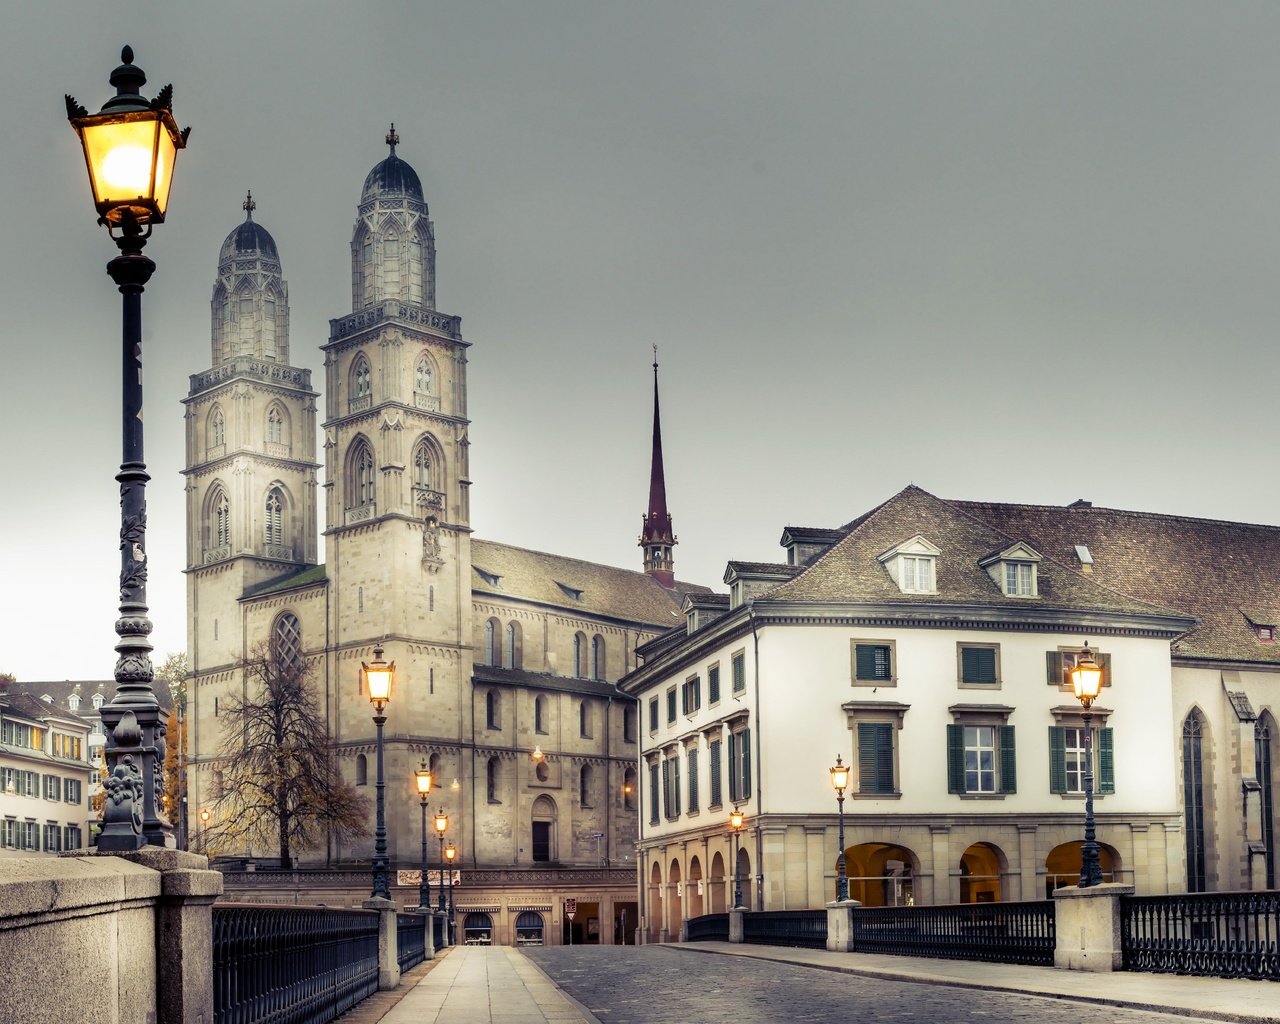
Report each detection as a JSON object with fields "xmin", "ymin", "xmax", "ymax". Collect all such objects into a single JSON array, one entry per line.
[
  {"xmin": 377, "ymin": 945, "xmax": 599, "ymax": 1024},
  {"xmin": 674, "ymin": 942, "xmax": 1280, "ymax": 1023}
]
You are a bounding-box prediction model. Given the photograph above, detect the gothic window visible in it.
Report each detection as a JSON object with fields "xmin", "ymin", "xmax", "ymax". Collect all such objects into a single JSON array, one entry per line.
[
  {"xmin": 262, "ymin": 296, "xmax": 276, "ymax": 358},
  {"xmin": 209, "ymin": 408, "xmax": 225, "ymax": 450},
  {"xmin": 484, "ymin": 619, "xmax": 499, "ymax": 666},
  {"xmin": 349, "ymin": 355, "xmax": 372, "ymax": 411},
  {"xmin": 506, "ymin": 622, "xmax": 520, "ymax": 670},
  {"xmin": 580, "ymin": 765, "xmax": 593, "ymax": 807},
  {"xmin": 592, "ymin": 635, "xmax": 605, "ymax": 680},
  {"xmin": 415, "ymin": 356, "xmax": 433, "ymax": 396},
  {"xmin": 348, "ymin": 439, "xmax": 376, "ymax": 508},
  {"xmin": 267, "ymin": 406, "xmax": 285, "ymax": 445},
  {"xmin": 264, "ymin": 488, "xmax": 284, "ymax": 547},
  {"xmin": 486, "ymin": 690, "xmax": 501, "ymax": 730},
  {"xmin": 1257, "ymin": 716, "xmax": 1275, "ymax": 890},
  {"xmin": 623, "ymin": 766, "xmax": 637, "ymax": 810},
  {"xmin": 383, "ymin": 235, "xmax": 401, "ymax": 295},
  {"xmin": 408, "ymin": 239, "xmax": 424, "ymax": 304},
  {"xmin": 212, "ymin": 489, "xmax": 230, "ymax": 549},
  {"xmin": 535, "ymin": 695, "xmax": 546, "ymax": 734},
  {"xmin": 238, "ymin": 292, "xmax": 255, "ymax": 347},
  {"xmin": 486, "ymin": 756, "xmax": 500, "ymax": 803},
  {"xmin": 273, "ymin": 613, "xmax": 303, "ymax": 671},
  {"xmin": 531, "ymin": 796, "xmax": 555, "ymax": 862},
  {"xmin": 355, "ymin": 754, "xmax": 367, "ymax": 786},
  {"xmin": 1183, "ymin": 710, "xmax": 1207, "ymax": 892},
  {"xmin": 579, "ymin": 700, "xmax": 591, "ymax": 738},
  {"xmin": 413, "ymin": 441, "xmax": 433, "ymax": 488},
  {"xmin": 573, "ymin": 632, "xmax": 587, "ymax": 678}
]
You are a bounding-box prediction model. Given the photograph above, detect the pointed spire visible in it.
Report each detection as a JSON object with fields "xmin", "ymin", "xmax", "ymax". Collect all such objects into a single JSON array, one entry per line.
[
  {"xmin": 243, "ymin": 190, "xmax": 255, "ymax": 220},
  {"xmin": 640, "ymin": 346, "xmax": 677, "ymax": 588},
  {"xmin": 386, "ymin": 122, "xmax": 399, "ymax": 155}
]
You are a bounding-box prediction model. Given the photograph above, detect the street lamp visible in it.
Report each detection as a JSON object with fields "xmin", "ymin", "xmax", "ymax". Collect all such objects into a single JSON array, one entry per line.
[
  {"xmin": 415, "ymin": 761, "xmax": 433, "ymax": 912},
  {"xmin": 729, "ymin": 806, "xmax": 746, "ymax": 910},
  {"xmin": 444, "ymin": 841, "xmax": 457, "ymax": 942},
  {"xmin": 434, "ymin": 808, "xmax": 449, "ymax": 915},
  {"xmin": 829, "ymin": 754, "xmax": 850, "ymax": 902},
  {"xmin": 363, "ymin": 644, "xmax": 395, "ymax": 899},
  {"xmin": 66, "ymin": 46, "xmax": 189, "ymax": 852},
  {"xmin": 1069, "ymin": 643, "xmax": 1105, "ymax": 888},
  {"xmin": 198, "ymin": 807, "xmax": 211, "ymax": 854}
]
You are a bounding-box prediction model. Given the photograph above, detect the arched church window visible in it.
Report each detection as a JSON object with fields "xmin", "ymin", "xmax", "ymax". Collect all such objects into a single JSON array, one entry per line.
[
  {"xmin": 592, "ymin": 634, "xmax": 605, "ymax": 680},
  {"xmin": 354, "ymin": 443, "xmax": 376, "ymax": 507},
  {"xmin": 408, "ymin": 239, "xmax": 424, "ymax": 304},
  {"xmin": 350, "ymin": 355, "xmax": 372, "ymax": 411},
  {"xmin": 210, "ymin": 408, "xmax": 225, "ymax": 450},
  {"xmin": 484, "ymin": 619, "xmax": 497, "ymax": 666},
  {"xmin": 273, "ymin": 612, "xmax": 303, "ymax": 671},
  {"xmin": 573, "ymin": 632, "xmax": 587, "ymax": 678},
  {"xmin": 262, "ymin": 297, "xmax": 276, "ymax": 359},
  {"xmin": 415, "ymin": 357, "xmax": 433, "ymax": 395},
  {"xmin": 264, "ymin": 489, "xmax": 284, "ymax": 547},
  {"xmin": 213, "ymin": 490, "xmax": 231, "ymax": 549},
  {"xmin": 413, "ymin": 442, "xmax": 433, "ymax": 488},
  {"xmin": 267, "ymin": 407, "xmax": 285, "ymax": 445},
  {"xmin": 383, "ymin": 235, "xmax": 401, "ymax": 294},
  {"xmin": 1183, "ymin": 710, "xmax": 1207, "ymax": 892},
  {"xmin": 506, "ymin": 622, "xmax": 520, "ymax": 670}
]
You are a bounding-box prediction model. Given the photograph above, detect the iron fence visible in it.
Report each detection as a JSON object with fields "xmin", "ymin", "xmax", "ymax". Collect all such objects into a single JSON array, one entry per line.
[
  {"xmin": 853, "ymin": 900, "xmax": 1055, "ymax": 965},
  {"xmin": 213, "ymin": 903, "xmax": 379, "ymax": 1024},
  {"xmin": 1122, "ymin": 891, "xmax": 1280, "ymax": 980},
  {"xmin": 743, "ymin": 910, "xmax": 828, "ymax": 949},
  {"xmin": 433, "ymin": 912, "xmax": 446, "ymax": 949},
  {"xmin": 397, "ymin": 912, "xmax": 426, "ymax": 973},
  {"xmin": 686, "ymin": 913, "xmax": 730, "ymax": 942}
]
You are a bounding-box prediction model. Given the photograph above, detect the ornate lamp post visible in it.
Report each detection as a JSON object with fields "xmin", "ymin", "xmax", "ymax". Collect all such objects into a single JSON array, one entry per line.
[
  {"xmin": 444, "ymin": 841, "xmax": 457, "ymax": 943},
  {"xmin": 415, "ymin": 761, "xmax": 433, "ymax": 911},
  {"xmin": 434, "ymin": 809, "xmax": 449, "ymax": 914},
  {"xmin": 1069, "ymin": 643, "xmax": 1105, "ymax": 888},
  {"xmin": 362, "ymin": 644, "xmax": 394, "ymax": 899},
  {"xmin": 729, "ymin": 806, "xmax": 746, "ymax": 910},
  {"xmin": 198, "ymin": 807, "xmax": 211, "ymax": 853},
  {"xmin": 66, "ymin": 46, "xmax": 189, "ymax": 852},
  {"xmin": 829, "ymin": 754, "xmax": 850, "ymax": 901}
]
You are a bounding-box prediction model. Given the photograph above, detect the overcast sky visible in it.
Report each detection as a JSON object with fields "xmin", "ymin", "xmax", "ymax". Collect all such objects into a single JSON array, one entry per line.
[{"xmin": 5, "ymin": 1, "xmax": 1280, "ymax": 681}]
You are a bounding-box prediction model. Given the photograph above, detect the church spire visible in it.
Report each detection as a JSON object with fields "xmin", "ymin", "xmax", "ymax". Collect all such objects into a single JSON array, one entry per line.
[{"xmin": 640, "ymin": 347, "xmax": 677, "ymax": 588}]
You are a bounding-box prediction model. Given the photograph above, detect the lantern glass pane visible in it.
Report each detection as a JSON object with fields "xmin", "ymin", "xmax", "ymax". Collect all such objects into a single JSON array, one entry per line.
[
  {"xmin": 365, "ymin": 665, "xmax": 392, "ymax": 703},
  {"xmin": 82, "ymin": 117, "xmax": 160, "ymax": 206},
  {"xmin": 153, "ymin": 125, "xmax": 178, "ymax": 216}
]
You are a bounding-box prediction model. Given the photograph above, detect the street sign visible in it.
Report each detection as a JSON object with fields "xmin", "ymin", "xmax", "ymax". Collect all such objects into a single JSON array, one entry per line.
[{"xmin": 565, "ymin": 897, "xmax": 577, "ymax": 919}]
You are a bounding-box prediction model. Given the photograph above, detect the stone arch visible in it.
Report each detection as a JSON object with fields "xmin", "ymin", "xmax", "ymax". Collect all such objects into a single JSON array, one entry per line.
[
  {"xmin": 349, "ymin": 353, "xmax": 373, "ymax": 408},
  {"xmin": 1045, "ymin": 841, "xmax": 1120, "ymax": 896},
  {"xmin": 211, "ymin": 283, "xmax": 230, "ymax": 363},
  {"xmin": 207, "ymin": 405, "xmax": 226, "ymax": 451},
  {"xmin": 265, "ymin": 401, "xmax": 291, "ymax": 448},
  {"xmin": 355, "ymin": 753, "xmax": 368, "ymax": 786},
  {"xmin": 709, "ymin": 851, "xmax": 726, "ymax": 913},
  {"xmin": 687, "ymin": 855, "xmax": 704, "ymax": 918},
  {"xmin": 531, "ymin": 795, "xmax": 556, "ymax": 863},
  {"xmin": 203, "ymin": 481, "xmax": 231, "ymax": 553},
  {"xmin": 959, "ymin": 842, "xmax": 1007, "ymax": 903},
  {"xmin": 410, "ymin": 432, "xmax": 445, "ymax": 493},
  {"xmin": 346, "ymin": 434, "xmax": 376, "ymax": 509},
  {"xmin": 845, "ymin": 842, "xmax": 918, "ymax": 907},
  {"xmin": 667, "ymin": 858, "xmax": 683, "ymax": 937},
  {"xmin": 648, "ymin": 861, "xmax": 664, "ymax": 942},
  {"xmin": 733, "ymin": 845, "xmax": 752, "ymax": 910},
  {"xmin": 1182, "ymin": 705, "xmax": 1211, "ymax": 892}
]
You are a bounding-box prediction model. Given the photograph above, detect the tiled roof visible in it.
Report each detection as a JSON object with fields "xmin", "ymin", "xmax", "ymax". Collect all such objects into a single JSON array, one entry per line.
[
  {"xmin": 1, "ymin": 691, "xmax": 93, "ymax": 726},
  {"xmin": 471, "ymin": 539, "xmax": 709, "ymax": 627},
  {"xmin": 243, "ymin": 563, "xmax": 329, "ymax": 598},
  {"xmin": 952, "ymin": 500, "xmax": 1280, "ymax": 663},
  {"xmin": 472, "ymin": 664, "xmax": 627, "ymax": 699},
  {"xmin": 766, "ymin": 486, "xmax": 1186, "ymax": 621},
  {"xmin": 725, "ymin": 561, "xmax": 798, "ymax": 576}
]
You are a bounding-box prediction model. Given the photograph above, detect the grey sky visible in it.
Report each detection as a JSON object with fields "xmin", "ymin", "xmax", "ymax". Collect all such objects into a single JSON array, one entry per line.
[{"xmin": 4, "ymin": 1, "xmax": 1279, "ymax": 680}]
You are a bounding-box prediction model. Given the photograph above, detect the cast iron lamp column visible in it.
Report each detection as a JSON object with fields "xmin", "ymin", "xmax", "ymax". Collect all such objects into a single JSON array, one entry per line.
[
  {"xmin": 198, "ymin": 807, "xmax": 210, "ymax": 854},
  {"xmin": 434, "ymin": 809, "xmax": 449, "ymax": 915},
  {"xmin": 729, "ymin": 806, "xmax": 746, "ymax": 910},
  {"xmin": 829, "ymin": 755, "xmax": 850, "ymax": 901},
  {"xmin": 445, "ymin": 841, "xmax": 457, "ymax": 943},
  {"xmin": 66, "ymin": 46, "xmax": 189, "ymax": 851},
  {"xmin": 415, "ymin": 761, "xmax": 433, "ymax": 911},
  {"xmin": 363, "ymin": 645, "xmax": 395, "ymax": 899},
  {"xmin": 1069, "ymin": 643, "xmax": 1105, "ymax": 887}
]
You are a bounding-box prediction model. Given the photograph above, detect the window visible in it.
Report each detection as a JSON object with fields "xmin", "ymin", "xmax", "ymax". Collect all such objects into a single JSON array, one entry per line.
[
  {"xmin": 648, "ymin": 697, "xmax": 658, "ymax": 734},
  {"xmin": 44, "ymin": 823, "xmax": 61, "ymax": 852},
  {"xmin": 210, "ymin": 408, "xmax": 225, "ymax": 448},
  {"xmin": 486, "ymin": 690, "xmax": 500, "ymax": 730},
  {"xmin": 708, "ymin": 664, "xmax": 721, "ymax": 704},
  {"xmin": 573, "ymin": 633, "xmax": 587, "ymax": 678},
  {"xmin": 648, "ymin": 762, "xmax": 659, "ymax": 825},
  {"xmin": 1005, "ymin": 562, "xmax": 1035, "ymax": 596},
  {"xmin": 92, "ymin": 693, "xmax": 104, "ymax": 710},
  {"xmin": 728, "ymin": 728, "xmax": 752, "ymax": 802},
  {"xmin": 484, "ymin": 619, "xmax": 499, "ymax": 666},
  {"xmin": 579, "ymin": 765, "xmax": 593, "ymax": 807},
  {"xmin": 623, "ymin": 705, "xmax": 636, "ymax": 744},
  {"xmin": 1183, "ymin": 710, "xmax": 1207, "ymax": 891},
  {"xmin": 350, "ymin": 440, "xmax": 376, "ymax": 508},
  {"xmin": 666, "ymin": 688, "xmax": 677, "ymax": 724},
  {"xmin": 901, "ymin": 555, "xmax": 934, "ymax": 593},
  {"xmin": 68, "ymin": 693, "xmax": 80, "ymax": 711},
  {"xmin": 947, "ymin": 718, "xmax": 1016, "ymax": 795},
  {"xmin": 681, "ymin": 676, "xmax": 701, "ymax": 716},
  {"xmin": 592, "ymin": 635, "xmax": 606, "ymax": 680},
  {"xmin": 579, "ymin": 701, "xmax": 591, "ymax": 738},
  {"xmin": 731, "ymin": 651, "xmax": 746, "ymax": 694},
  {"xmin": 213, "ymin": 490, "xmax": 231, "ymax": 548},
  {"xmin": 350, "ymin": 355, "xmax": 372, "ymax": 408},
  {"xmin": 1049, "ymin": 725, "xmax": 1114, "ymax": 795},
  {"xmin": 415, "ymin": 357, "xmax": 433, "ymax": 395},
  {"xmin": 64, "ymin": 824, "xmax": 82, "ymax": 851},
  {"xmin": 506, "ymin": 622, "xmax": 520, "ymax": 670},
  {"xmin": 44, "ymin": 775, "xmax": 60, "ymax": 801},
  {"xmin": 531, "ymin": 820, "xmax": 551, "ymax": 861},
  {"xmin": 623, "ymin": 767, "xmax": 637, "ymax": 810},
  {"xmin": 687, "ymin": 746, "xmax": 699, "ymax": 813},
  {"xmin": 708, "ymin": 738, "xmax": 723, "ymax": 807},
  {"xmin": 413, "ymin": 442, "xmax": 433, "ymax": 488},
  {"xmin": 1257, "ymin": 718, "xmax": 1275, "ymax": 890},
  {"xmin": 958, "ymin": 644, "xmax": 999, "ymax": 687},
  {"xmin": 534, "ymin": 695, "xmax": 546, "ymax": 734},
  {"xmin": 355, "ymin": 754, "xmax": 368, "ymax": 786},
  {"xmin": 1047, "ymin": 649, "xmax": 1112, "ymax": 690},
  {"xmin": 487, "ymin": 757, "xmax": 501, "ymax": 804},
  {"xmin": 264, "ymin": 488, "xmax": 284, "ymax": 547},
  {"xmin": 852, "ymin": 641, "xmax": 895, "ymax": 684},
  {"xmin": 266, "ymin": 406, "xmax": 285, "ymax": 444},
  {"xmin": 856, "ymin": 723, "xmax": 896, "ymax": 795},
  {"xmin": 273, "ymin": 613, "xmax": 302, "ymax": 670}
]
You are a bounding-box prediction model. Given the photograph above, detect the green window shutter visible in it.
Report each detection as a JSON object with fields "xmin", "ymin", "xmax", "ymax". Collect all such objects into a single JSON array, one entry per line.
[
  {"xmin": 858, "ymin": 722, "xmax": 894, "ymax": 794},
  {"xmin": 1046, "ymin": 651, "xmax": 1061, "ymax": 685},
  {"xmin": 1099, "ymin": 653, "xmax": 1112, "ymax": 689},
  {"xmin": 962, "ymin": 647, "xmax": 996, "ymax": 683},
  {"xmin": 999, "ymin": 725, "xmax": 1017, "ymax": 794},
  {"xmin": 673, "ymin": 757, "xmax": 681, "ymax": 816},
  {"xmin": 742, "ymin": 727, "xmax": 752, "ymax": 796},
  {"xmin": 1049, "ymin": 727, "xmax": 1067, "ymax": 794},
  {"xmin": 728, "ymin": 732, "xmax": 738, "ymax": 802},
  {"xmin": 855, "ymin": 644, "xmax": 877, "ymax": 680},
  {"xmin": 1098, "ymin": 727, "xmax": 1115, "ymax": 794},
  {"xmin": 946, "ymin": 724, "xmax": 965, "ymax": 793},
  {"xmin": 710, "ymin": 739, "xmax": 722, "ymax": 806}
]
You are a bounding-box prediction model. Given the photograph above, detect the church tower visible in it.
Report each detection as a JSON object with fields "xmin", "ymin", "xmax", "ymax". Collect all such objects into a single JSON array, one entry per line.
[
  {"xmin": 639, "ymin": 352, "xmax": 677, "ymax": 588},
  {"xmin": 322, "ymin": 126, "xmax": 472, "ymax": 704},
  {"xmin": 182, "ymin": 195, "xmax": 320, "ymax": 667}
]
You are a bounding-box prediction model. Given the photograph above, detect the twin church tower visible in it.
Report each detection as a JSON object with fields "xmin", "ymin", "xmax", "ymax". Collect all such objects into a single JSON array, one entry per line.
[{"xmin": 182, "ymin": 129, "xmax": 701, "ymax": 898}]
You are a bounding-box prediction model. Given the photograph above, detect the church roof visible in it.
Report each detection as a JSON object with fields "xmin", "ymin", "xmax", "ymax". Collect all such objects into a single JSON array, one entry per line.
[
  {"xmin": 362, "ymin": 153, "xmax": 423, "ymax": 202},
  {"xmin": 242, "ymin": 563, "xmax": 328, "ymax": 599},
  {"xmin": 472, "ymin": 664, "xmax": 626, "ymax": 698},
  {"xmin": 471, "ymin": 539, "xmax": 710, "ymax": 627},
  {"xmin": 219, "ymin": 195, "xmax": 278, "ymax": 262}
]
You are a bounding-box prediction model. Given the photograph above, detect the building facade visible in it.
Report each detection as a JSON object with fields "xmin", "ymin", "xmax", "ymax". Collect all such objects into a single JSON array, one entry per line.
[
  {"xmin": 183, "ymin": 131, "xmax": 706, "ymax": 944},
  {"xmin": 0, "ymin": 682, "xmax": 93, "ymax": 856},
  {"xmin": 620, "ymin": 484, "xmax": 1280, "ymax": 941}
]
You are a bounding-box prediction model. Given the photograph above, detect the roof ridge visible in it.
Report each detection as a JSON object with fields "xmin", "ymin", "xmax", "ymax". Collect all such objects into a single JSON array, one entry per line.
[
  {"xmin": 472, "ymin": 538, "xmax": 658, "ymax": 580},
  {"xmin": 953, "ymin": 499, "xmax": 1280, "ymax": 534}
]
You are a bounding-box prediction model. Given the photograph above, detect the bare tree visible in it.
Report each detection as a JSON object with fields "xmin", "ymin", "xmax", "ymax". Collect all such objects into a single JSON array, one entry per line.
[{"xmin": 211, "ymin": 641, "xmax": 368, "ymax": 866}]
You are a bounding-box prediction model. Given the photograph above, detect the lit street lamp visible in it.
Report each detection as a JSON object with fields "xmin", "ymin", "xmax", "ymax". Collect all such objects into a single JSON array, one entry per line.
[
  {"xmin": 198, "ymin": 807, "xmax": 211, "ymax": 853},
  {"xmin": 445, "ymin": 841, "xmax": 457, "ymax": 943},
  {"xmin": 363, "ymin": 644, "xmax": 394, "ymax": 899},
  {"xmin": 434, "ymin": 808, "xmax": 449, "ymax": 917},
  {"xmin": 729, "ymin": 806, "xmax": 746, "ymax": 910},
  {"xmin": 66, "ymin": 46, "xmax": 188, "ymax": 852},
  {"xmin": 415, "ymin": 761, "xmax": 433, "ymax": 912},
  {"xmin": 829, "ymin": 754, "xmax": 850, "ymax": 901},
  {"xmin": 1069, "ymin": 643, "xmax": 1105, "ymax": 888}
]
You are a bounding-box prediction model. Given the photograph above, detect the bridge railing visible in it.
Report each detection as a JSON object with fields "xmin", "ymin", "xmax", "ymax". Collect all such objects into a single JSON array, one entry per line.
[
  {"xmin": 853, "ymin": 900, "xmax": 1055, "ymax": 965},
  {"xmin": 686, "ymin": 912, "xmax": 730, "ymax": 942},
  {"xmin": 1121, "ymin": 891, "xmax": 1280, "ymax": 980},
  {"xmin": 743, "ymin": 909, "xmax": 828, "ymax": 949},
  {"xmin": 397, "ymin": 912, "xmax": 426, "ymax": 974},
  {"xmin": 212, "ymin": 903, "xmax": 379, "ymax": 1024}
]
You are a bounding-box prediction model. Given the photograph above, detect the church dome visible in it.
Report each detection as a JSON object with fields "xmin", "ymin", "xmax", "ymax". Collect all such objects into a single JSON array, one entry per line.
[
  {"xmin": 361, "ymin": 125, "xmax": 423, "ymax": 203},
  {"xmin": 219, "ymin": 193, "xmax": 278, "ymax": 262}
]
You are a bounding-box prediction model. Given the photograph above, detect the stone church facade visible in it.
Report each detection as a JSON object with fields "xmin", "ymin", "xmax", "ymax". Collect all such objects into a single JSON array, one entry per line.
[{"xmin": 183, "ymin": 130, "xmax": 705, "ymax": 945}]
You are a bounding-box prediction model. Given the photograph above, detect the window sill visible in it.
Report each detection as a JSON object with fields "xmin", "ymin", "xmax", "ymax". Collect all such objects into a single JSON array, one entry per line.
[
  {"xmin": 1056, "ymin": 793, "xmax": 1108, "ymax": 801},
  {"xmin": 955, "ymin": 793, "xmax": 1007, "ymax": 800},
  {"xmin": 852, "ymin": 679, "xmax": 896, "ymax": 687},
  {"xmin": 851, "ymin": 791, "xmax": 902, "ymax": 800}
]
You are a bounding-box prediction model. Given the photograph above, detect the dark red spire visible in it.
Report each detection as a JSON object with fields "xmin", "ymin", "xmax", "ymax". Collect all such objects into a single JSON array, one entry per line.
[{"xmin": 640, "ymin": 348, "xmax": 676, "ymax": 588}]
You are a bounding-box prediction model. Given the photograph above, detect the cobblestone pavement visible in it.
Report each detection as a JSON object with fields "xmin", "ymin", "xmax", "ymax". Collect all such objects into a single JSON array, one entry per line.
[{"xmin": 523, "ymin": 946, "xmax": 1231, "ymax": 1024}]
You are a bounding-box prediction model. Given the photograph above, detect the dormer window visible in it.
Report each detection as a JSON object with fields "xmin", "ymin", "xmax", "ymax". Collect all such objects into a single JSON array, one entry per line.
[
  {"xmin": 979, "ymin": 542, "xmax": 1042, "ymax": 599},
  {"xmin": 878, "ymin": 535, "xmax": 940, "ymax": 595},
  {"xmin": 1005, "ymin": 562, "xmax": 1034, "ymax": 596}
]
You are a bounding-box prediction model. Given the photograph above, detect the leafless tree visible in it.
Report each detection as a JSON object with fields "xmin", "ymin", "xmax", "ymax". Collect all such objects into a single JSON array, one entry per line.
[{"xmin": 210, "ymin": 641, "xmax": 368, "ymax": 866}]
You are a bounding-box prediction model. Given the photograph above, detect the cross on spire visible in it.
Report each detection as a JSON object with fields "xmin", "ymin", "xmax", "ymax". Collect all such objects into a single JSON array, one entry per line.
[
  {"xmin": 243, "ymin": 190, "xmax": 255, "ymax": 220},
  {"xmin": 386, "ymin": 123, "xmax": 399, "ymax": 154}
]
